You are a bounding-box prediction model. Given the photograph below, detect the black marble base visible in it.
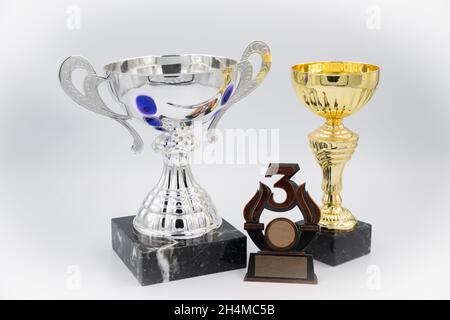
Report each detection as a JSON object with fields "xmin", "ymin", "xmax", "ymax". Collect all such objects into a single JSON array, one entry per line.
[
  {"xmin": 297, "ymin": 220, "xmax": 371, "ymax": 266},
  {"xmin": 112, "ymin": 216, "xmax": 247, "ymax": 286}
]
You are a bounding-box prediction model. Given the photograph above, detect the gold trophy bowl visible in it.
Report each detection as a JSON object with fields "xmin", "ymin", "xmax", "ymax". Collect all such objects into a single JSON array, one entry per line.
[{"xmin": 291, "ymin": 61, "xmax": 380, "ymax": 231}]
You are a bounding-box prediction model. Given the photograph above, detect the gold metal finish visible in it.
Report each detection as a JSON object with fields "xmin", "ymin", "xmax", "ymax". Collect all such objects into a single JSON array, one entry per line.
[{"xmin": 291, "ymin": 61, "xmax": 380, "ymax": 231}]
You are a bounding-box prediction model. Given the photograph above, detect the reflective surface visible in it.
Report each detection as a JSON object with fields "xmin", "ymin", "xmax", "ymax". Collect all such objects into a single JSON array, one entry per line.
[
  {"xmin": 106, "ymin": 54, "xmax": 238, "ymax": 132},
  {"xmin": 59, "ymin": 41, "xmax": 271, "ymax": 238},
  {"xmin": 291, "ymin": 61, "xmax": 379, "ymax": 231}
]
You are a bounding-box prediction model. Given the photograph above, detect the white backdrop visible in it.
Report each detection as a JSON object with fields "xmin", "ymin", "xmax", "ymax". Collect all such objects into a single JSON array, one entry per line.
[{"xmin": 1, "ymin": 0, "xmax": 449, "ymax": 299}]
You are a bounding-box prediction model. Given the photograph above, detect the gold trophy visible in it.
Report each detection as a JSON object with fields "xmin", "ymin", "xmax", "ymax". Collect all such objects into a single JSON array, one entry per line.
[{"xmin": 291, "ymin": 61, "xmax": 380, "ymax": 265}]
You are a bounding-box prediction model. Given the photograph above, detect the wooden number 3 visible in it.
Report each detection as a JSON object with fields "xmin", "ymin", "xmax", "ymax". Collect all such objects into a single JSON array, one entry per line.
[{"xmin": 265, "ymin": 163, "xmax": 300, "ymax": 212}]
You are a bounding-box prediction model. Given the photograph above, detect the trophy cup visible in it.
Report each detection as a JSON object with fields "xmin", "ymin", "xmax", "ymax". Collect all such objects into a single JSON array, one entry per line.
[
  {"xmin": 291, "ymin": 61, "xmax": 380, "ymax": 266},
  {"xmin": 59, "ymin": 41, "xmax": 271, "ymax": 285},
  {"xmin": 243, "ymin": 163, "xmax": 320, "ymax": 284}
]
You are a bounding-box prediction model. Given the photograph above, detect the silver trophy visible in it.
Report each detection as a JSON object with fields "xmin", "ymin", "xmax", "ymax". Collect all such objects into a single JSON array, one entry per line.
[{"xmin": 59, "ymin": 41, "xmax": 271, "ymax": 239}]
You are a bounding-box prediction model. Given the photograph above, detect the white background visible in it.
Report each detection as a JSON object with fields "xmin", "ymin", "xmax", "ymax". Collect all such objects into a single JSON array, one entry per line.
[{"xmin": 1, "ymin": 0, "xmax": 449, "ymax": 299}]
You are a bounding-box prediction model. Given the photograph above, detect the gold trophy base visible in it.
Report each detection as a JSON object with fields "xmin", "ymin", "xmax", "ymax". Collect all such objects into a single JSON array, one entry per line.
[
  {"xmin": 298, "ymin": 220, "xmax": 372, "ymax": 266},
  {"xmin": 319, "ymin": 205, "xmax": 357, "ymax": 232}
]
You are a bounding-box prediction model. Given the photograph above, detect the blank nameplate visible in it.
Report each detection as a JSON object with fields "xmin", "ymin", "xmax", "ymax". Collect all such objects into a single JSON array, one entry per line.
[{"xmin": 254, "ymin": 255, "xmax": 307, "ymax": 279}]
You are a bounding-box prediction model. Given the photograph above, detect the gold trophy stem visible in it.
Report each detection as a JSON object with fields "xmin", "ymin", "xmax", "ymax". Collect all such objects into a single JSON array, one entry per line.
[{"xmin": 309, "ymin": 119, "xmax": 359, "ymax": 231}]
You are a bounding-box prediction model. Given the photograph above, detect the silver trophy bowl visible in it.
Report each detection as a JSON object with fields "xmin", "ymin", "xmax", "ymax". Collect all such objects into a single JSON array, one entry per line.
[{"xmin": 59, "ymin": 41, "xmax": 271, "ymax": 239}]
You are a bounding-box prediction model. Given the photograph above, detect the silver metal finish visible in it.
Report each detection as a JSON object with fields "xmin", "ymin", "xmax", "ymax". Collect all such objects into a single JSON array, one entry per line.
[
  {"xmin": 59, "ymin": 56, "xmax": 144, "ymax": 153},
  {"xmin": 59, "ymin": 41, "xmax": 272, "ymax": 239},
  {"xmin": 208, "ymin": 41, "xmax": 271, "ymax": 141}
]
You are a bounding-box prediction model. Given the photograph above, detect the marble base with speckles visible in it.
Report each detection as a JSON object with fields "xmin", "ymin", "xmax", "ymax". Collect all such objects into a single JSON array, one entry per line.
[
  {"xmin": 297, "ymin": 220, "xmax": 372, "ymax": 266},
  {"xmin": 112, "ymin": 216, "xmax": 247, "ymax": 286}
]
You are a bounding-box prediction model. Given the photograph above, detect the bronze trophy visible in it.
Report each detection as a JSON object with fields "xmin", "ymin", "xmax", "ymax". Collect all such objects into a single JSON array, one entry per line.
[{"xmin": 243, "ymin": 163, "xmax": 320, "ymax": 284}]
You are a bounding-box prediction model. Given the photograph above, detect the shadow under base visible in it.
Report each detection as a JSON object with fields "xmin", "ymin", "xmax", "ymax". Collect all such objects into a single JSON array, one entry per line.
[
  {"xmin": 112, "ymin": 216, "xmax": 247, "ymax": 286},
  {"xmin": 297, "ymin": 220, "xmax": 371, "ymax": 266}
]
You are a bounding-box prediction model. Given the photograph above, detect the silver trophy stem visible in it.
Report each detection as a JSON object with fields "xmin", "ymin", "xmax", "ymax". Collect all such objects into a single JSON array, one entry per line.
[{"xmin": 133, "ymin": 129, "xmax": 221, "ymax": 239}]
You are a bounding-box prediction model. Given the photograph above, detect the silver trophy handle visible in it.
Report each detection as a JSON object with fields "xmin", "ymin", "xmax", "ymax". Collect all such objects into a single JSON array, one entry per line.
[
  {"xmin": 208, "ymin": 41, "xmax": 272, "ymax": 141},
  {"xmin": 59, "ymin": 56, "xmax": 144, "ymax": 153}
]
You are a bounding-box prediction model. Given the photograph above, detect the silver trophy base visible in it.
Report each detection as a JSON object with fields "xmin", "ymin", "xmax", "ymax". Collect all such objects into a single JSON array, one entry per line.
[
  {"xmin": 133, "ymin": 179, "xmax": 222, "ymax": 239},
  {"xmin": 113, "ymin": 216, "xmax": 246, "ymax": 285}
]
